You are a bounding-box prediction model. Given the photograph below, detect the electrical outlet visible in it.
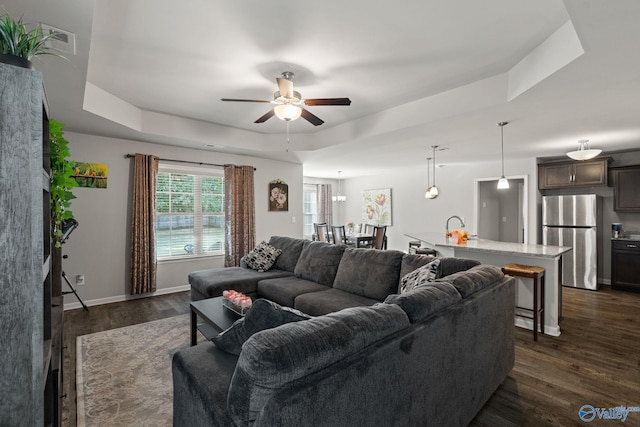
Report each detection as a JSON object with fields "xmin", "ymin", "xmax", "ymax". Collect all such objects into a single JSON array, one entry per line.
[
  {"xmin": 76, "ymin": 275, "xmax": 85, "ymax": 286},
  {"xmin": 292, "ymin": 216, "xmax": 296, "ymax": 223}
]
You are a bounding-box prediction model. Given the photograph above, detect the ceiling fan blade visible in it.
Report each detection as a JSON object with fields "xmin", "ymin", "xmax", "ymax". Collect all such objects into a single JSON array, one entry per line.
[
  {"xmin": 276, "ymin": 78, "xmax": 294, "ymax": 98},
  {"xmin": 221, "ymin": 98, "xmax": 271, "ymax": 103},
  {"xmin": 254, "ymin": 109, "xmax": 275, "ymax": 123},
  {"xmin": 301, "ymin": 108, "xmax": 324, "ymax": 126},
  {"xmin": 303, "ymin": 98, "xmax": 352, "ymax": 106}
]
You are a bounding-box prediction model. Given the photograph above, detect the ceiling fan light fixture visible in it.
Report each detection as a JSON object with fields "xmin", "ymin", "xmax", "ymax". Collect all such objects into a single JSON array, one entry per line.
[
  {"xmin": 567, "ymin": 139, "xmax": 602, "ymax": 160},
  {"xmin": 274, "ymin": 104, "xmax": 302, "ymax": 121}
]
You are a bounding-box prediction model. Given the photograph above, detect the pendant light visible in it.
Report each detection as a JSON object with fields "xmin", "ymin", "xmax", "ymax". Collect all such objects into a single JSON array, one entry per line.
[
  {"xmin": 497, "ymin": 122, "xmax": 509, "ymax": 189},
  {"xmin": 332, "ymin": 171, "xmax": 346, "ymax": 203},
  {"xmin": 424, "ymin": 157, "xmax": 435, "ymax": 199},
  {"xmin": 426, "ymin": 145, "xmax": 439, "ymax": 198},
  {"xmin": 566, "ymin": 139, "xmax": 601, "ymax": 161}
]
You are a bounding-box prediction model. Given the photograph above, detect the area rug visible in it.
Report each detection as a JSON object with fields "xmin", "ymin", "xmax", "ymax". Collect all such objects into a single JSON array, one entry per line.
[{"xmin": 76, "ymin": 315, "xmax": 193, "ymax": 426}]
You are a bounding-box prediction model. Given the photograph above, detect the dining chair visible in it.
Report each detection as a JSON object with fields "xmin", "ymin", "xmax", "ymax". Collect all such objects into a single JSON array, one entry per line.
[
  {"xmin": 315, "ymin": 223, "xmax": 330, "ymax": 242},
  {"xmin": 372, "ymin": 226, "xmax": 387, "ymax": 250},
  {"xmin": 331, "ymin": 225, "xmax": 349, "ymax": 245},
  {"xmin": 363, "ymin": 224, "xmax": 375, "ymax": 235}
]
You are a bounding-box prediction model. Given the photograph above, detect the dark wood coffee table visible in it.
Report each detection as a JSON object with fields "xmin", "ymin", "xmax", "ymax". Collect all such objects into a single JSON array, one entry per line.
[{"xmin": 190, "ymin": 296, "xmax": 242, "ymax": 346}]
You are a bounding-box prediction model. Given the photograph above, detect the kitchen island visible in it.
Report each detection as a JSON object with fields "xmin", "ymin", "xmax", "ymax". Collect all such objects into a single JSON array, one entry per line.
[{"xmin": 406, "ymin": 231, "xmax": 572, "ymax": 336}]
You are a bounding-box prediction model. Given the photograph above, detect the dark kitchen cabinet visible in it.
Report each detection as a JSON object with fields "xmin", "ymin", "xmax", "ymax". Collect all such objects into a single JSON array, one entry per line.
[
  {"xmin": 611, "ymin": 239, "xmax": 640, "ymax": 292},
  {"xmin": 613, "ymin": 167, "xmax": 640, "ymax": 212},
  {"xmin": 538, "ymin": 158, "xmax": 610, "ymax": 190}
]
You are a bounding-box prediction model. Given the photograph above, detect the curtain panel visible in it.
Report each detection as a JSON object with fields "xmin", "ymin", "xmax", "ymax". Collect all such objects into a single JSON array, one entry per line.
[
  {"xmin": 130, "ymin": 153, "xmax": 159, "ymax": 294},
  {"xmin": 224, "ymin": 165, "xmax": 256, "ymax": 267},
  {"xmin": 317, "ymin": 183, "xmax": 333, "ymax": 226}
]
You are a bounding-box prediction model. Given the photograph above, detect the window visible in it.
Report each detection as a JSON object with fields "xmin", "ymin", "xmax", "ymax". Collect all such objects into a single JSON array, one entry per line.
[
  {"xmin": 303, "ymin": 184, "xmax": 318, "ymax": 238},
  {"xmin": 156, "ymin": 163, "xmax": 224, "ymax": 259}
]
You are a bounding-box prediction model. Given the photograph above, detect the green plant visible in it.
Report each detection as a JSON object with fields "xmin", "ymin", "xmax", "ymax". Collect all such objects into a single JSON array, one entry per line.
[
  {"xmin": 0, "ymin": 13, "xmax": 62, "ymax": 60},
  {"xmin": 50, "ymin": 119, "xmax": 77, "ymax": 247}
]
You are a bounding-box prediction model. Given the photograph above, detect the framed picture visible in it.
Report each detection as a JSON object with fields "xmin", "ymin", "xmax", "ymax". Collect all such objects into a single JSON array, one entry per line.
[
  {"xmin": 73, "ymin": 161, "xmax": 108, "ymax": 189},
  {"xmin": 361, "ymin": 188, "xmax": 392, "ymax": 226},
  {"xmin": 269, "ymin": 179, "xmax": 288, "ymax": 212}
]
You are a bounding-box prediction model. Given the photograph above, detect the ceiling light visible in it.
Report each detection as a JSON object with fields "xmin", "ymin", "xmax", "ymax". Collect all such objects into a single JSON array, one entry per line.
[
  {"xmin": 274, "ymin": 104, "xmax": 302, "ymax": 121},
  {"xmin": 426, "ymin": 146, "xmax": 439, "ymax": 199},
  {"xmin": 332, "ymin": 171, "xmax": 346, "ymax": 203},
  {"xmin": 566, "ymin": 139, "xmax": 602, "ymax": 160},
  {"xmin": 497, "ymin": 122, "xmax": 509, "ymax": 190}
]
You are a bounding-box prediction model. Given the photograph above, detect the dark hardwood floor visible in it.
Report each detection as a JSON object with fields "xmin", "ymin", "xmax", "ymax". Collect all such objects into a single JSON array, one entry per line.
[{"xmin": 62, "ymin": 286, "xmax": 640, "ymax": 426}]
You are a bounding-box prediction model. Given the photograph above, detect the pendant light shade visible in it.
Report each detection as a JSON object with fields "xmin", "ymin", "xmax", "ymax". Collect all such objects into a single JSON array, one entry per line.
[
  {"xmin": 332, "ymin": 171, "xmax": 346, "ymax": 203},
  {"xmin": 566, "ymin": 139, "xmax": 601, "ymax": 161},
  {"xmin": 426, "ymin": 145, "xmax": 439, "ymax": 199},
  {"xmin": 497, "ymin": 122, "xmax": 509, "ymax": 190}
]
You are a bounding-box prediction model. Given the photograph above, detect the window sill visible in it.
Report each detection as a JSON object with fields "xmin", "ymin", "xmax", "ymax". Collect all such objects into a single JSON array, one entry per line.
[{"xmin": 157, "ymin": 253, "xmax": 224, "ymax": 264}]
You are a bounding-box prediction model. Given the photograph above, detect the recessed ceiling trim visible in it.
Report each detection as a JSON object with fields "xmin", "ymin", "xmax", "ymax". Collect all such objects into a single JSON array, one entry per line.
[{"xmin": 508, "ymin": 20, "xmax": 585, "ymax": 101}]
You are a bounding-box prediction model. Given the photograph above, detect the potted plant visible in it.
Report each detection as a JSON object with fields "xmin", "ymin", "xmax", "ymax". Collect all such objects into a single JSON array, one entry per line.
[
  {"xmin": 0, "ymin": 13, "xmax": 63, "ymax": 69},
  {"xmin": 50, "ymin": 119, "xmax": 77, "ymax": 247}
]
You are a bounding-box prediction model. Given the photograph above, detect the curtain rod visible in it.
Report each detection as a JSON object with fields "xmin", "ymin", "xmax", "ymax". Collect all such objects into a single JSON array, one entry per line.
[{"xmin": 124, "ymin": 154, "xmax": 256, "ymax": 170}]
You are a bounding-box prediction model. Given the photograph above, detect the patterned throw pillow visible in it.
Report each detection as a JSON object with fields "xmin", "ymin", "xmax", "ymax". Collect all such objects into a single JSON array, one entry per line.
[
  {"xmin": 243, "ymin": 241, "xmax": 283, "ymax": 272},
  {"xmin": 398, "ymin": 258, "xmax": 441, "ymax": 294}
]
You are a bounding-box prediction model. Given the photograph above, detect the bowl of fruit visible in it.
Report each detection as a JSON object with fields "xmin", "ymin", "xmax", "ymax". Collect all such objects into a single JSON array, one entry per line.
[{"xmin": 445, "ymin": 229, "xmax": 469, "ymax": 244}]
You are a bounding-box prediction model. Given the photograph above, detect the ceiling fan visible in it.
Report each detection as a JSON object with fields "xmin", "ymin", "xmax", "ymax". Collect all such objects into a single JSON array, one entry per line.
[{"xmin": 221, "ymin": 71, "xmax": 351, "ymax": 126}]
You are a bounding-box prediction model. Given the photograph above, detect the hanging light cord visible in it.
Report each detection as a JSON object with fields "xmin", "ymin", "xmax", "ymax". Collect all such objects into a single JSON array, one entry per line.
[
  {"xmin": 286, "ymin": 121, "xmax": 291, "ymax": 152},
  {"xmin": 500, "ymin": 124, "xmax": 505, "ymax": 176}
]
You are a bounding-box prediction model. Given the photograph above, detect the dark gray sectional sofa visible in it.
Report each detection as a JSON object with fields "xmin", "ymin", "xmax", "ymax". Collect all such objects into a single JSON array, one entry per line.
[{"xmin": 174, "ymin": 235, "xmax": 516, "ymax": 426}]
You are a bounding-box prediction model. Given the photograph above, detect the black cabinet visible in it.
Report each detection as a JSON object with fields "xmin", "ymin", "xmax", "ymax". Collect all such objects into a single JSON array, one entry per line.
[
  {"xmin": 613, "ymin": 167, "xmax": 640, "ymax": 212},
  {"xmin": 538, "ymin": 158, "xmax": 610, "ymax": 190},
  {"xmin": 611, "ymin": 239, "xmax": 640, "ymax": 292}
]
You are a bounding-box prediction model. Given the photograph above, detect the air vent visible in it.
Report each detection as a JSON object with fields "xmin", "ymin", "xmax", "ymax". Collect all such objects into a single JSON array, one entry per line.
[{"xmin": 40, "ymin": 23, "xmax": 76, "ymax": 55}]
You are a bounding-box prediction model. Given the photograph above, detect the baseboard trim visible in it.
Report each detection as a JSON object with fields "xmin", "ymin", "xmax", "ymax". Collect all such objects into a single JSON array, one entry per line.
[{"xmin": 63, "ymin": 284, "xmax": 190, "ymax": 311}]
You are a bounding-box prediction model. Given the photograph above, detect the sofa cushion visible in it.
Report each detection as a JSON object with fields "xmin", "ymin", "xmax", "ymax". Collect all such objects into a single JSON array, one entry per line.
[
  {"xmin": 399, "ymin": 255, "xmax": 480, "ymax": 279},
  {"xmin": 212, "ymin": 299, "xmax": 311, "ymax": 355},
  {"xmin": 384, "ymin": 282, "xmax": 461, "ymax": 323},
  {"xmin": 333, "ymin": 248, "xmax": 405, "ymax": 301},
  {"xmin": 227, "ymin": 303, "xmax": 410, "ymax": 426},
  {"xmin": 294, "ymin": 288, "xmax": 380, "ymax": 316},
  {"xmin": 257, "ymin": 276, "xmax": 329, "ymax": 308},
  {"xmin": 439, "ymin": 257, "xmax": 482, "ymax": 278},
  {"xmin": 435, "ymin": 264, "xmax": 504, "ymax": 298},
  {"xmin": 293, "ymin": 241, "xmax": 345, "ymax": 286},
  {"xmin": 268, "ymin": 236, "xmax": 308, "ymax": 272},
  {"xmin": 189, "ymin": 267, "xmax": 293, "ymax": 300},
  {"xmin": 398, "ymin": 258, "xmax": 441, "ymax": 294},
  {"xmin": 172, "ymin": 342, "xmax": 239, "ymax": 426},
  {"xmin": 243, "ymin": 241, "xmax": 282, "ymax": 272}
]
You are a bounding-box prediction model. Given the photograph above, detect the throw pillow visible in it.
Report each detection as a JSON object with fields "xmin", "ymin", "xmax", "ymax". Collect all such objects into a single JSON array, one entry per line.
[
  {"xmin": 212, "ymin": 298, "xmax": 311, "ymax": 355},
  {"xmin": 398, "ymin": 258, "xmax": 441, "ymax": 294},
  {"xmin": 243, "ymin": 241, "xmax": 283, "ymax": 272}
]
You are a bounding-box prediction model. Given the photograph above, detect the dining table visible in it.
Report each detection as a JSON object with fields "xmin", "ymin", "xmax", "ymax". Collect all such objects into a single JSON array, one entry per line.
[{"xmin": 312, "ymin": 232, "xmax": 387, "ymax": 249}]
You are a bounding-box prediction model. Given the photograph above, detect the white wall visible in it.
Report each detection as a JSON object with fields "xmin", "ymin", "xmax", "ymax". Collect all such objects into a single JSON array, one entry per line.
[
  {"xmin": 62, "ymin": 132, "xmax": 303, "ymax": 309},
  {"xmin": 329, "ymin": 158, "xmax": 539, "ymax": 252}
]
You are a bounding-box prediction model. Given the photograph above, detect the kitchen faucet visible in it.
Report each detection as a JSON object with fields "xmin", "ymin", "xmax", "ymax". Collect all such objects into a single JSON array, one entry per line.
[{"xmin": 446, "ymin": 215, "xmax": 466, "ymax": 235}]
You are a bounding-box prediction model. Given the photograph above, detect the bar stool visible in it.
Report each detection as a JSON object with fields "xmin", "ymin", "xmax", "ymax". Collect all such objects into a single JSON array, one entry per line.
[
  {"xmin": 408, "ymin": 241, "xmax": 437, "ymax": 256},
  {"xmin": 501, "ymin": 264, "xmax": 545, "ymax": 341}
]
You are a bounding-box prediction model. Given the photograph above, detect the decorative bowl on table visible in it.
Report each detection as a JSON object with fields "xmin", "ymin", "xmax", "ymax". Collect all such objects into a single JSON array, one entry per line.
[{"xmin": 222, "ymin": 290, "xmax": 253, "ymax": 316}]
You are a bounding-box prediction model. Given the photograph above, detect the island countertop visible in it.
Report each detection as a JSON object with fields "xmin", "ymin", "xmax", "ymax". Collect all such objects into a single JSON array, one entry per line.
[{"xmin": 405, "ymin": 231, "xmax": 572, "ymax": 259}]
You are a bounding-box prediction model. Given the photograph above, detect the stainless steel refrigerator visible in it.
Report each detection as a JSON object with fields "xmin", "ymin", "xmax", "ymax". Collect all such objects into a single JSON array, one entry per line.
[{"xmin": 542, "ymin": 194, "xmax": 601, "ymax": 290}]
